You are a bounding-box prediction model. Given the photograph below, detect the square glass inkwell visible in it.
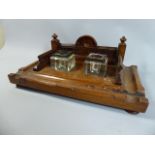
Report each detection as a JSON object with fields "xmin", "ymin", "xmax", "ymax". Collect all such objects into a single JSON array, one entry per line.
[
  {"xmin": 84, "ymin": 53, "xmax": 108, "ymax": 76},
  {"xmin": 50, "ymin": 50, "xmax": 76, "ymax": 72}
]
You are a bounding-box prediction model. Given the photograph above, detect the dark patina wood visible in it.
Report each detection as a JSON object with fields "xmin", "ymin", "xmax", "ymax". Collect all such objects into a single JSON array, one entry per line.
[{"xmin": 8, "ymin": 34, "xmax": 149, "ymax": 113}]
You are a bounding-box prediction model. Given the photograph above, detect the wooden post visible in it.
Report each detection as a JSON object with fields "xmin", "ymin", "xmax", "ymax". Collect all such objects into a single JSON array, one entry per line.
[
  {"xmin": 51, "ymin": 33, "xmax": 60, "ymax": 51},
  {"xmin": 118, "ymin": 36, "xmax": 127, "ymax": 61},
  {"xmin": 115, "ymin": 36, "xmax": 126, "ymax": 85}
]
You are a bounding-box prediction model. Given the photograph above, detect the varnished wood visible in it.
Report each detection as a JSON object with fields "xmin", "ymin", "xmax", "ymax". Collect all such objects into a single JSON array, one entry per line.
[
  {"xmin": 8, "ymin": 34, "xmax": 149, "ymax": 113},
  {"xmin": 75, "ymin": 35, "xmax": 97, "ymax": 47},
  {"xmin": 118, "ymin": 36, "xmax": 126, "ymax": 61},
  {"xmin": 51, "ymin": 33, "xmax": 60, "ymax": 51}
]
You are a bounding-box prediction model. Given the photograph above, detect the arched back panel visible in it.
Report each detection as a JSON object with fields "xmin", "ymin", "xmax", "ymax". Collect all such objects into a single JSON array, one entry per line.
[
  {"xmin": 60, "ymin": 34, "xmax": 118, "ymax": 65},
  {"xmin": 75, "ymin": 35, "xmax": 97, "ymax": 47}
]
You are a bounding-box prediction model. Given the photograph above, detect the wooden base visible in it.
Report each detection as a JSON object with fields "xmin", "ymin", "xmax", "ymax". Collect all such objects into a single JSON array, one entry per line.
[{"xmin": 8, "ymin": 60, "xmax": 148, "ymax": 113}]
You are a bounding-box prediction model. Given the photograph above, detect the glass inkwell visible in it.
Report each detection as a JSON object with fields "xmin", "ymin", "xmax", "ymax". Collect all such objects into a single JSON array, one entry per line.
[
  {"xmin": 50, "ymin": 50, "xmax": 76, "ymax": 72},
  {"xmin": 84, "ymin": 53, "xmax": 108, "ymax": 76}
]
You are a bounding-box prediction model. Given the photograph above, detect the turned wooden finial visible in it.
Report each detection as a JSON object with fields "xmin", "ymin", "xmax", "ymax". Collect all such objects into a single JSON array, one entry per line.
[
  {"xmin": 51, "ymin": 33, "xmax": 60, "ymax": 51},
  {"xmin": 120, "ymin": 36, "xmax": 127, "ymax": 44},
  {"xmin": 52, "ymin": 33, "xmax": 58, "ymax": 40},
  {"xmin": 118, "ymin": 36, "xmax": 127, "ymax": 61}
]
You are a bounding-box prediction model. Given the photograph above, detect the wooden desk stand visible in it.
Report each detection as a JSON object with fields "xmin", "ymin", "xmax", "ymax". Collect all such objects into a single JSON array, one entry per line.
[{"xmin": 8, "ymin": 34, "xmax": 149, "ymax": 113}]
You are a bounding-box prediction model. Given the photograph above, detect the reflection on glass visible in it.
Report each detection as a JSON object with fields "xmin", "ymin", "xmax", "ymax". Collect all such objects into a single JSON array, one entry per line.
[
  {"xmin": 50, "ymin": 50, "xmax": 76, "ymax": 72},
  {"xmin": 85, "ymin": 53, "xmax": 108, "ymax": 77}
]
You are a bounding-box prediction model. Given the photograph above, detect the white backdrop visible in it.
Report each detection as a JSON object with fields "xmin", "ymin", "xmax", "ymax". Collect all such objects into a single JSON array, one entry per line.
[{"xmin": 0, "ymin": 19, "xmax": 155, "ymax": 134}]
